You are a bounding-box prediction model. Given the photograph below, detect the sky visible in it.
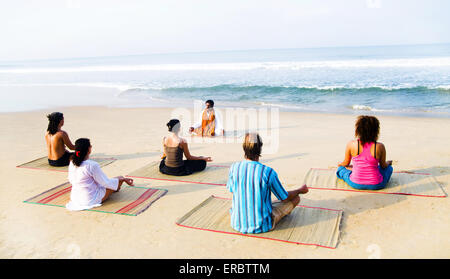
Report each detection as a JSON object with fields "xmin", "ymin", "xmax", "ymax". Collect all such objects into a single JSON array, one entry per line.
[{"xmin": 1, "ymin": 0, "xmax": 449, "ymax": 61}]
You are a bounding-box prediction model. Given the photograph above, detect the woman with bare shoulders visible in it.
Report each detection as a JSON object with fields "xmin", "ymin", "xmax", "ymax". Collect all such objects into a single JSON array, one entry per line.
[
  {"xmin": 337, "ymin": 115, "xmax": 393, "ymax": 190},
  {"xmin": 159, "ymin": 119, "xmax": 212, "ymax": 176},
  {"xmin": 45, "ymin": 112, "xmax": 75, "ymax": 166}
]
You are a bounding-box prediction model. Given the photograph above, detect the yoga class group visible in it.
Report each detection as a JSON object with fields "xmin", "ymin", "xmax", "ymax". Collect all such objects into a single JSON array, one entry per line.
[{"xmin": 40, "ymin": 99, "xmax": 393, "ymax": 235}]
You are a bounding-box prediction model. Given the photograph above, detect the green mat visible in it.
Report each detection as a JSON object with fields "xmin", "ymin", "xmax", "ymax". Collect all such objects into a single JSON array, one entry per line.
[{"xmin": 24, "ymin": 182, "xmax": 167, "ymax": 216}]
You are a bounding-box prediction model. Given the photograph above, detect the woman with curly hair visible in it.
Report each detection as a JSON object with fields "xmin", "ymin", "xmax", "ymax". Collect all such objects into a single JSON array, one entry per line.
[{"xmin": 337, "ymin": 115, "xmax": 393, "ymax": 190}]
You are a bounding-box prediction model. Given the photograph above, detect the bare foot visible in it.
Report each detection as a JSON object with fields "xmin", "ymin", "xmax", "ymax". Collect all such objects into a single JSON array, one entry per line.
[{"xmin": 299, "ymin": 184, "xmax": 309, "ymax": 194}]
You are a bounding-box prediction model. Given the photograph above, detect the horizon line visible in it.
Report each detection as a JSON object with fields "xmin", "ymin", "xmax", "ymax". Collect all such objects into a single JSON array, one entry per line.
[{"xmin": 1, "ymin": 42, "xmax": 450, "ymax": 64}]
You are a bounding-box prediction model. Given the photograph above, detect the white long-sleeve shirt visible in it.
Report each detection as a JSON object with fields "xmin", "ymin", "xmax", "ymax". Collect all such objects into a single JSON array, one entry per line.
[
  {"xmin": 66, "ymin": 160, "xmax": 119, "ymax": 211},
  {"xmin": 191, "ymin": 108, "xmax": 224, "ymax": 135}
]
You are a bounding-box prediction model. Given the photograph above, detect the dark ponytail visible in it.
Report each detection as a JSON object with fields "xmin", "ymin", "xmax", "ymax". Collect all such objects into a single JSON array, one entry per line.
[
  {"xmin": 71, "ymin": 138, "xmax": 91, "ymax": 167},
  {"xmin": 47, "ymin": 112, "xmax": 64, "ymax": 135}
]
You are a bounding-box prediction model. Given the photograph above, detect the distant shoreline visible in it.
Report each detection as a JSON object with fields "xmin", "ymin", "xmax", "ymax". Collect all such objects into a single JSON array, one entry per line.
[
  {"xmin": 0, "ymin": 84, "xmax": 449, "ymax": 119},
  {"xmin": 1, "ymin": 44, "xmax": 449, "ymax": 117},
  {"xmin": 2, "ymin": 42, "xmax": 450, "ymax": 64}
]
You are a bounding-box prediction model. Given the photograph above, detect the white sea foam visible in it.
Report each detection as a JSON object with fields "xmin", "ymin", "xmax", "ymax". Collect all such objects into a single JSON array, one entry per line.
[
  {"xmin": 436, "ymin": 85, "xmax": 450, "ymax": 91},
  {"xmin": 1, "ymin": 82, "xmax": 449, "ymax": 93},
  {"xmin": 1, "ymin": 57, "xmax": 450, "ymax": 74},
  {"xmin": 351, "ymin": 104, "xmax": 386, "ymax": 112},
  {"xmin": 352, "ymin": 104, "xmax": 371, "ymax": 111}
]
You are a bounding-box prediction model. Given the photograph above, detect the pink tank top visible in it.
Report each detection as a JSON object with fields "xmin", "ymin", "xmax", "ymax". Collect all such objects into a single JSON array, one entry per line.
[{"xmin": 350, "ymin": 141, "xmax": 383, "ymax": 185}]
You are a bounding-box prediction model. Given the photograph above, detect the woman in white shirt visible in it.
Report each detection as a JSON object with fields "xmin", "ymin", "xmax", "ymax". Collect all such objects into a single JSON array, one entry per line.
[{"xmin": 66, "ymin": 138, "xmax": 133, "ymax": 211}]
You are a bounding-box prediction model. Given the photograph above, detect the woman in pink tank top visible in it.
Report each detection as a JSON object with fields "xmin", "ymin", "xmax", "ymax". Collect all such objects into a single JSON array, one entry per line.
[{"xmin": 337, "ymin": 115, "xmax": 393, "ymax": 190}]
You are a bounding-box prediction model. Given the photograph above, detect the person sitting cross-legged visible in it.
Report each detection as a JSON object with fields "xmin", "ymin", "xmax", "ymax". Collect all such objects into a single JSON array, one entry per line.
[
  {"xmin": 66, "ymin": 138, "xmax": 134, "ymax": 211},
  {"xmin": 160, "ymin": 119, "xmax": 212, "ymax": 176},
  {"xmin": 45, "ymin": 112, "xmax": 75, "ymax": 167},
  {"xmin": 226, "ymin": 133, "xmax": 308, "ymax": 234},
  {"xmin": 189, "ymin": 99, "xmax": 224, "ymax": 136},
  {"xmin": 337, "ymin": 115, "xmax": 393, "ymax": 190}
]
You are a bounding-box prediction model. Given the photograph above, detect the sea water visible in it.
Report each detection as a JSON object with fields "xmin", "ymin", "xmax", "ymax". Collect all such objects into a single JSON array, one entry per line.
[{"xmin": 1, "ymin": 44, "xmax": 449, "ymax": 117}]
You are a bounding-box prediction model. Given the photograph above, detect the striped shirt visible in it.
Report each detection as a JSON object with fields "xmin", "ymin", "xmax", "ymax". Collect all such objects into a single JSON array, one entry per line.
[{"xmin": 226, "ymin": 160, "xmax": 289, "ymax": 234}]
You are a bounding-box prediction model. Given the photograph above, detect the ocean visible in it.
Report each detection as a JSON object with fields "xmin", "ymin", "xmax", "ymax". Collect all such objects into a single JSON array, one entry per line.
[{"xmin": 1, "ymin": 44, "xmax": 450, "ymax": 117}]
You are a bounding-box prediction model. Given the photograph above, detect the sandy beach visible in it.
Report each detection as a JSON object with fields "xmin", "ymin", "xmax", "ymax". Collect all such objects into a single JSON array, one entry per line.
[{"xmin": 0, "ymin": 105, "xmax": 449, "ymax": 259}]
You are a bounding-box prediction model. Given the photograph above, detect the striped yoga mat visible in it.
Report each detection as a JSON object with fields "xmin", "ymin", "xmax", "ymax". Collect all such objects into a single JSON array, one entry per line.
[
  {"xmin": 17, "ymin": 156, "xmax": 116, "ymax": 172},
  {"xmin": 127, "ymin": 161, "xmax": 229, "ymax": 186},
  {"xmin": 303, "ymin": 168, "xmax": 446, "ymax": 198},
  {"xmin": 176, "ymin": 196, "xmax": 343, "ymax": 249},
  {"xmin": 24, "ymin": 182, "xmax": 167, "ymax": 216}
]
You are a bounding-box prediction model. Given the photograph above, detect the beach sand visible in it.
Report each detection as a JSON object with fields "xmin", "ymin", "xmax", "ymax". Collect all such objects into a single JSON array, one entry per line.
[{"xmin": 0, "ymin": 106, "xmax": 449, "ymax": 258}]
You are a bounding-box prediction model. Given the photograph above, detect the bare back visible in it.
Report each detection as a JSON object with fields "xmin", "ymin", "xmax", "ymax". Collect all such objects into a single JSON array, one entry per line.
[
  {"xmin": 350, "ymin": 140, "xmax": 380, "ymax": 158},
  {"xmin": 45, "ymin": 131, "xmax": 68, "ymax": 160},
  {"xmin": 163, "ymin": 135, "xmax": 183, "ymax": 148}
]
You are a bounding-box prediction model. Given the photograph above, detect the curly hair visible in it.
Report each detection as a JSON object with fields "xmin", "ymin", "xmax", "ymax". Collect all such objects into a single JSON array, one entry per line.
[{"xmin": 355, "ymin": 115, "xmax": 380, "ymax": 144}]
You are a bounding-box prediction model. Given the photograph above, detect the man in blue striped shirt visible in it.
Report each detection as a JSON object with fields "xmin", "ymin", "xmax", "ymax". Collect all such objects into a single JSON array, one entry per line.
[{"xmin": 227, "ymin": 133, "xmax": 308, "ymax": 234}]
